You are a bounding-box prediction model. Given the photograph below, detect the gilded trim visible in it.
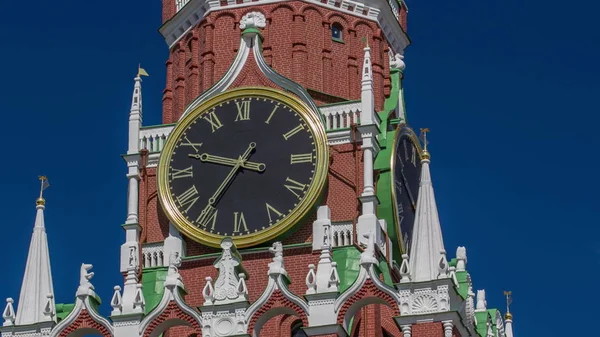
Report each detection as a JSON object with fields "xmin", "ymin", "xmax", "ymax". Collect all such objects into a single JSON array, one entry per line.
[
  {"xmin": 157, "ymin": 87, "xmax": 329, "ymax": 248},
  {"xmin": 389, "ymin": 125, "xmax": 422, "ymax": 254}
]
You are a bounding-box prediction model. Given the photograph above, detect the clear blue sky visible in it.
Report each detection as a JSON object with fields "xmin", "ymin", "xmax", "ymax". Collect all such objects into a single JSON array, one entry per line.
[{"xmin": 1, "ymin": 0, "xmax": 597, "ymax": 335}]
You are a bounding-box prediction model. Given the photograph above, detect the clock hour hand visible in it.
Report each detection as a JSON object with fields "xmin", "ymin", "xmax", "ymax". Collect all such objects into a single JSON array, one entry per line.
[
  {"xmin": 196, "ymin": 142, "xmax": 256, "ymax": 223},
  {"xmin": 188, "ymin": 153, "xmax": 266, "ymax": 172}
]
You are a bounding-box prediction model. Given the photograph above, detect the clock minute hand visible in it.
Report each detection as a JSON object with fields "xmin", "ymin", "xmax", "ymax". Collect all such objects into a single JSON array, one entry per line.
[
  {"xmin": 188, "ymin": 153, "xmax": 266, "ymax": 172},
  {"xmin": 196, "ymin": 143, "xmax": 256, "ymax": 226}
]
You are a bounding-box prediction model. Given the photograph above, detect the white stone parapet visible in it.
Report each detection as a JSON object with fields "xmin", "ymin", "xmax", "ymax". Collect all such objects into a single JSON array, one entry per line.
[
  {"xmin": 139, "ymin": 125, "xmax": 173, "ymax": 153},
  {"xmin": 331, "ymin": 222, "xmax": 354, "ymax": 247},
  {"xmin": 141, "ymin": 242, "xmax": 165, "ymax": 268},
  {"xmin": 320, "ymin": 102, "xmax": 361, "ymax": 131}
]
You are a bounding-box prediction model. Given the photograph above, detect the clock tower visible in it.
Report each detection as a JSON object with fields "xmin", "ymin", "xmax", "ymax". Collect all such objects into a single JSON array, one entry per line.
[{"xmin": 2, "ymin": 1, "xmax": 516, "ymax": 337}]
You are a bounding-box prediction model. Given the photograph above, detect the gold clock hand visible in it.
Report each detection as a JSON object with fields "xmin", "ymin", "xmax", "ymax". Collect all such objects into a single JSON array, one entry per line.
[
  {"xmin": 188, "ymin": 153, "xmax": 266, "ymax": 172},
  {"xmin": 196, "ymin": 143, "xmax": 256, "ymax": 223}
]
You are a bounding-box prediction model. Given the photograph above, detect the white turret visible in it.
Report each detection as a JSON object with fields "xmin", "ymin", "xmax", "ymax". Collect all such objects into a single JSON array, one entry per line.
[
  {"xmin": 14, "ymin": 177, "xmax": 55, "ymax": 325},
  {"xmin": 356, "ymin": 43, "xmax": 383, "ymax": 248},
  {"xmin": 408, "ymin": 131, "xmax": 448, "ymax": 282}
]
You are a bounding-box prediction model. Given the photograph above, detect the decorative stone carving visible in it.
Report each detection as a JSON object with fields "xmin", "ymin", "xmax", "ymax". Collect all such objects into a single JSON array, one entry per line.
[
  {"xmin": 400, "ymin": 324, "xmax": 412, "ymax": 337},
  {"xmin": 360, "ymin": 232, "xmax": 378, "ymax": 265},
  {"xmin": 209, "ymin": 238, "xmax": 248, "ymax": 304},
  {"xmin": 442, "ymin": 320, "xmax": 453, "ymax": 337},
  {"xmin": 398, "ymin": 285, "xmax": 450, "ymax": 315},
  {"xmin": 268, "ymin": 242, "xmax": 286, "ymax": 275},
  {"xmin": 305, "ymin": 264, "xmax": 317, "ymax": 295},
  {"xmin": 165, "ymin": 252, "xmax": 183, "ymax": 287},
  {"xmin": 79, "ymin": 263, "xmax": 94, "ymax": 288},
  {"xmin": 456, "ymin": 246, "xmax": 467, "ymax": 271},
  {"xmin": 437, "ymin": 250, "xmax": 449, "ymax": 279},
  {"xmin": 389, "ymin": 52, "xmax": 406, "ymax": 71},
  {"xmin": 128, "ymin": 245, "xmax": 138, "ymax": 270},
  {"xmin": 110, "ymin": 286, "xmax": 123, "ymax": 315},
  {"xmin": 239, "ymin": 11, "xmax": 266, "ymax": 30},
  {"xmin": 476, "ymin": 289, "xmax": 487, "ymax": 311}
]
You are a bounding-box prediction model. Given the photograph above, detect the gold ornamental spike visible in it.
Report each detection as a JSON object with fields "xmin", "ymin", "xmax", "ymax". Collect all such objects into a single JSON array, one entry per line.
[
  {"xmin": 419, "ymin": 128, "xmax": 430, "ymax": 159},
  {"xmin": 504, "ymin": 290, "xmax": 513, "ymax": 317}
]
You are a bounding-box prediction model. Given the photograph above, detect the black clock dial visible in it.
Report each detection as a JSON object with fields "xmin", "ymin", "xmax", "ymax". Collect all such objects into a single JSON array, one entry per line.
[
  {"xmin": 167, "ymin": 96, "xmax": 318, "ymax": 237},
  {"xmin": 392, "ymin": 126, "xmax": 422, "ymax": 254}
]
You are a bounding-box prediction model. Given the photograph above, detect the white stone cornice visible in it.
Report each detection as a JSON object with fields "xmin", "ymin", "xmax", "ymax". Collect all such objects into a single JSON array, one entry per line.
[{"xmin": 160, "ymin": 0, "xmax": 409, "ymax": 53}]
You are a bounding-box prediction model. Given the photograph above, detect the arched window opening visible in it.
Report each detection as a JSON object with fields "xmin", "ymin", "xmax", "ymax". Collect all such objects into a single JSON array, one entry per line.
[
  {"xmin": 291, "ymin": 321, "xmax": 308, "ymax": 337},
  {"xmin": 331, "ymin": 23, "xmax": 343, "ymax": 42}
]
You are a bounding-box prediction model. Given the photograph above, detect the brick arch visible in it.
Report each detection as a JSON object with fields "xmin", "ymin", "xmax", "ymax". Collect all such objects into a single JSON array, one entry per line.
[
  {"xmin": 299, "ymin": 4, "xmax": 325, "ymax": 17},
  {"xmin": 247, "ymin": 290, "xmax": 309, "ymax": 337},
  {"xmin": 142, "ymin": 302, "xmax": 201, "ymax": 337},
  {"xmin": 269, "ymin": 3, "xmax": 296, "ymax": 15},
  {"xmin": 352, "ymin": 20, "xmax": 375, "ymax": 31},
  {"xmin": 214, "ymin": 11, "xmax": 237, "ymax": 22},
  {"xmin": 57, "ymin": 309, "xmax": 112, "ymax": 337},
  {"xmin": 326, "ymin": 12, "xmax": 349, "ymax": 25},
  {"xmin": 336, "ymin": 279, "xmax": 400, "ymax": 331}
]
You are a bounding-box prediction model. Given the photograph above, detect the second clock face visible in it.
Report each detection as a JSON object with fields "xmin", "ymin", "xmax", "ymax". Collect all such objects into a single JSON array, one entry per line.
[{"xmin": 159, "ymin": 88, "xmax": 328, "ymax": 247}]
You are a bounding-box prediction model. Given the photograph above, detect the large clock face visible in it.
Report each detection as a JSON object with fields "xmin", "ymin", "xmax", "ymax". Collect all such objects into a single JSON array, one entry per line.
[
  {"xmin": 158, "ymin": 88, "xmax": 328, "ymax": 248},
  {"xmin": 391, "ymin": 126, "xmax": 422, "ymax": 255}
]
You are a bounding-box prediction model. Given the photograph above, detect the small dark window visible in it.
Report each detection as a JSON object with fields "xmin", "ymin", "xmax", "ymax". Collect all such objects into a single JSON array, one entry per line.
[
  {"xmin": 331, "ymin": 23, "xmax": 343, "ymax": 41},
  {"xmin": 291, "ymin": 322, "xmax": 308, "ymax": 337}
]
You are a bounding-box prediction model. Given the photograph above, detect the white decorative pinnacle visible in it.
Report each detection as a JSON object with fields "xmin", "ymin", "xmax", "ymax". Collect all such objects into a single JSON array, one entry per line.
[
  {"xmin": 3, "ymin": 298, "xmax": 15, "ymax": 326},
  {"xmin": 399, "ymin": 254, "xmax": 411, "ymax": 283},
  {"xmin": 476, "ymin": 289, "xmax": 487, "ymax": 311},
  {"xmin": 239, "ymin": 11, "xmax": 266, "ymax": 29},
  {"xmin": 15, "ymin": 194, "xmax": 55, "ymax": 325},
  {"xmin": 408, "ymin": 145, "xmax": 448, "ymax": 282},
  {"xmin": 127, "ymin": 74, "xmax": 143, "ymax": 155},
  {"xmin": 110, "ymin": 286, "xmax": 123, "ymax": 316},
  {"xmin": 437, "ymin": 250, "xmax": 449, "ymax": 279},
  {"xmin": 305, "ymin": 265, "xmax": 317, "ymax": 295}
]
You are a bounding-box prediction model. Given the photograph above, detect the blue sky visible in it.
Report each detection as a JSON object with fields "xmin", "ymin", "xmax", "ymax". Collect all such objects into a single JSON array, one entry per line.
[{"xmin": 0, "ymin": 0, "xmax": 597, "ymax": 335}]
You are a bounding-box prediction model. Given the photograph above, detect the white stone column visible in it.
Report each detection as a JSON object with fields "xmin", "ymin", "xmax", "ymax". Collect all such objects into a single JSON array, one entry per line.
[
  {"xmin": 442, "ymin": 320, "xmax": 453, "ymax": 337},
  {"xmin": 400, "ymin": 324, "xmax": 411, "ymax": 337},
  {"xmin": 126, "ymin": 171, "xmax": 139, "ymax": 224}
]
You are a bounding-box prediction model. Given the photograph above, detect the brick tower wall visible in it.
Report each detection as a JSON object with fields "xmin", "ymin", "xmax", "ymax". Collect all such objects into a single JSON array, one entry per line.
[{"xmin": 161, "ymin": 2, "xmax": 393, "ymax": 123}]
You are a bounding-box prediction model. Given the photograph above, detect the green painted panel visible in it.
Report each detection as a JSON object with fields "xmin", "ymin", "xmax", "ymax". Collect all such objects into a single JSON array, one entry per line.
[
  {"xmin": 455, "ymin": 271, "xmax": 469, "ymax": 299},
  {"xmin": 332, "ymin": 246, "xmax": 361, "ymax": 293},
  {"xmin": 142, "ymin": 267, "xmax": 168, "ymax": 314}
]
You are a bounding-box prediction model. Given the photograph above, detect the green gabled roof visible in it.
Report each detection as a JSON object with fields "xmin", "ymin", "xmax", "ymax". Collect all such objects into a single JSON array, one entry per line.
[
  {"xmin": 55, "ymin": 303, "xmax": 75, "ymax": 322},
  {"xmin": 455, "ymin": 271, "xmax": 469, "ymax": 299},
  {"xmin": 142, "ymin": 267, "xmax": 168, "ymax": 314},
  {"xmin": 475, "ymin": 310, "xmax": 491, "ymax": 337}
]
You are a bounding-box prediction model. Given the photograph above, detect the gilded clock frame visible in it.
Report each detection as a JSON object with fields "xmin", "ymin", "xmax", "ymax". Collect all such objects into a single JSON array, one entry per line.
[
  {"xmin": 157, "ymin": 87, "xmax": 329, "ymax": 248},
  {"xmin": 389, "ymin": 125, "xmax": 423, "ymax": 254}
]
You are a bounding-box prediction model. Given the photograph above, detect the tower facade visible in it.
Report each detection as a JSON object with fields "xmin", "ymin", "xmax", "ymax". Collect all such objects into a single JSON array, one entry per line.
[{"xmin": 2, "ymin": 1, "xmax": 515, "ymax": 337}]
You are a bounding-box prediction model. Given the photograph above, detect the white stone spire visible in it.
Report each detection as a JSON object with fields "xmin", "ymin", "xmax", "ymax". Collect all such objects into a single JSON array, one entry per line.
[
  {"xmin": 408, "ymin": 131, "xmax": 447, "ymax": 282},
  {"xmin": 127, "ymin": 71, "xmax": 143, "ymax": 155},
  {"xmin": 356, "ymin": 43, "xmax": 382, "ymax": 248},
  {"xmin": 15, "ymin": 178, "xmax": 55, "ymax": 325}
]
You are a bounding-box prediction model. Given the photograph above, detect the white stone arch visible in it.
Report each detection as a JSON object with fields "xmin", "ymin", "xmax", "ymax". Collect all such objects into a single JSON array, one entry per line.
[
  {"xmin": 139, "ymin": 284, "xmax": 202, "ymax": 337},
  {"xmin": 50, "ymin": 296, "xmax": 113, "ymax": 337}
]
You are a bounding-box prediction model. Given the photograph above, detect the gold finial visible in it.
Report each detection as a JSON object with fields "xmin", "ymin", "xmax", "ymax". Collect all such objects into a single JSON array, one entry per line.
[
  {"xmin": 37, "ymin": 176, "xmax": 50, "ymax": 205},
  {"xmin": 419, "ymin": 128, "xmax": 430, "ymax": 159},
  {"xmin": 504, "ymin": 291, "xmax": 513, "ymax": 319}
]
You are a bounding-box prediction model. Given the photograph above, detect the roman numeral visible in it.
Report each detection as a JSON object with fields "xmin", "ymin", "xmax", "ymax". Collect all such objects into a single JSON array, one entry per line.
[
  {"xmin": 284, "ymin": 177, "xmax": 307, "ymax": 198},
  {"xmin": 283, "ymin": 124, "xmax": 305, "ymax": 140},
  {"xmin": 235, "ymin": 100, "xmax": 251, "ymax": 121},
  {"xmin": 290, "ymin": 153, "xmax": 313, "ymax": 164},
  {"xmin": 411, "ymin": 146, "xmax": 416, "ymax": 166},
  {"xmin": 180, "ymin": 136, "xmax": 203, "ymax": 152},
  {"xmin": 265, "ymin": 105, "xmax": 279, "ymax": 124},
  {"xmin": 171, "ymin": 166, "xmax": 193, "ymax": 179},
  {"xmin": 233, "ymin": 212, "xmax": 249, "ymax": 233},
  {"xmin": 197, "ymin": 207, "xmax": 218, "ymax": 230},
  {"xmin": 203, "ymin": 110, "xmax": 223, "ymax": 133},
  {"xmin": 265, "ymin": 203, "xmax": 283, "ymax": 223},
  {"xmin": 176, "ymin": 186, "xmax": 199, "ymax": 213}
]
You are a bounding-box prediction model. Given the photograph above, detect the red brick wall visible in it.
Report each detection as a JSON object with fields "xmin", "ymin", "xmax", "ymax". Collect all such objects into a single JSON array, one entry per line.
[{"xmin": 161, "ymin": 2, "xmax": 392, "ymax": 123}]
